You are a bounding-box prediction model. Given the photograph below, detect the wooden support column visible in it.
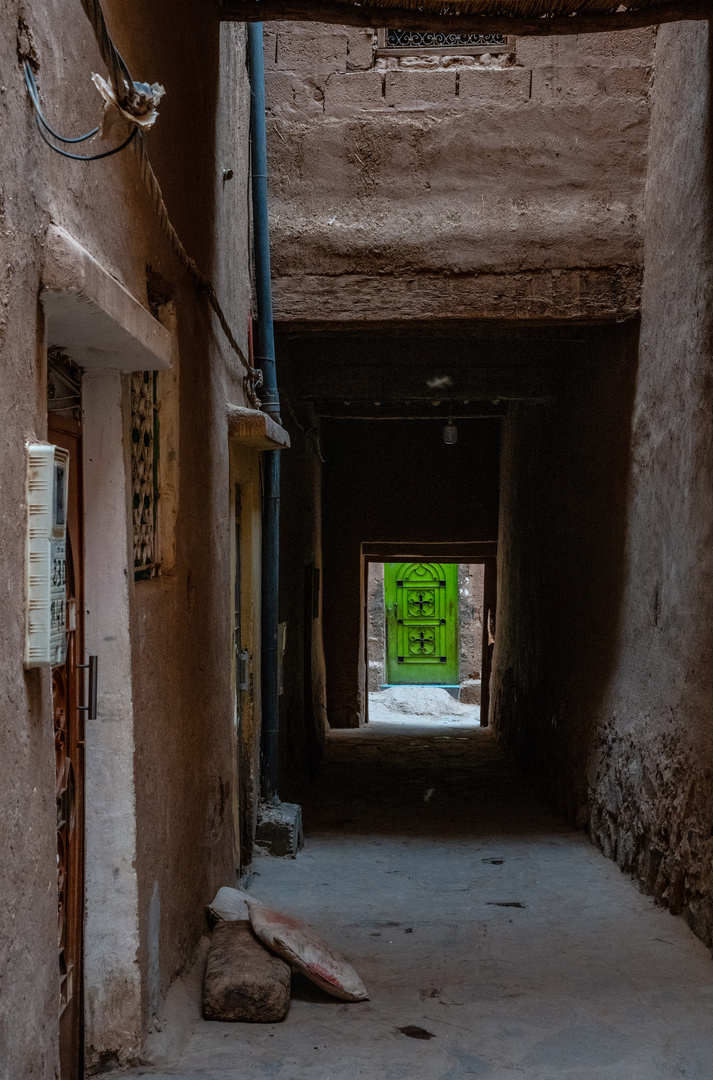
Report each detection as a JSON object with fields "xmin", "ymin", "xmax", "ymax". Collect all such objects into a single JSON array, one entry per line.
[{"xmin": 480, "ymin": 557, "xmax": 497, "ymax": 728}]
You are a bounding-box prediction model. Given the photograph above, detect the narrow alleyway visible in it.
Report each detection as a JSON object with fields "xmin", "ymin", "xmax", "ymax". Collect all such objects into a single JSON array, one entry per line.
[{"xmin": 126, "ymin": 714, "xmax": 713, "ymax": 1080}]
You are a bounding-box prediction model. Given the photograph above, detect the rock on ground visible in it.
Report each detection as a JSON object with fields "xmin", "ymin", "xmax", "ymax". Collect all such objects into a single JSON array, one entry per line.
[
  {"xmin": 459, "ymin": 678, "xmax": 482, "ymax": 705},
  {"xmin": 202, "ymin": 920, "xmax": 291, "ymax": 1023}
]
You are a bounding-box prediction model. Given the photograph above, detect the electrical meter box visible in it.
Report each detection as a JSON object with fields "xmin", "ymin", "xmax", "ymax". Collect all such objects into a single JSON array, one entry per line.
[{"xmin": 25, "ymin": 443, "xmax": 70, "ymax": 668}]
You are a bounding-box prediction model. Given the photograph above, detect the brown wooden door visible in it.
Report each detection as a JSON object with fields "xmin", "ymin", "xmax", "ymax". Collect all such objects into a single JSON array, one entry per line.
[{"xmin": 48, "ymin": 413, "xmax": 85, "ymax": 1080}]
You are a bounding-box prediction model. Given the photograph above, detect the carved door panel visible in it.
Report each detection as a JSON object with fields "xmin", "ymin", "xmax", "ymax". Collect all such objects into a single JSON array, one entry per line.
[
  {"xmin": 385, "ymin": 562, "xmax": 459, "ymax": 686},
  {"xmin": 48, "ymin": 413, "xmax": 85, "ymax": 1080}
]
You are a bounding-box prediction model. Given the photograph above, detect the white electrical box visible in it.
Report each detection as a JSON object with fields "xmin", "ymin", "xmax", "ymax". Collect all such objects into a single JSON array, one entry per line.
[{"xmin": 25, "ymin": 443, "xmax": 70, "ymax": 668}]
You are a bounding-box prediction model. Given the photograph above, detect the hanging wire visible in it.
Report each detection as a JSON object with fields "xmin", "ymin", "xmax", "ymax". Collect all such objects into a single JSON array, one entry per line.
[
  {"xmin": 24, "ymin": 63, "xmax": 97, "ymax": 142},
  {"xmin": 76, "ymin": 0, "xmax": 260, "ymax": 398},
  {"xmin": 22, "ymin": 0, "xmax": 263, "ymax": 405},
  {"xmin": 283, "ymin": 395, "xmax": 326, "ymax": 463},
  {"xmin": 24, "ymin": 61, "xmax": 137, "ymax": 161}
]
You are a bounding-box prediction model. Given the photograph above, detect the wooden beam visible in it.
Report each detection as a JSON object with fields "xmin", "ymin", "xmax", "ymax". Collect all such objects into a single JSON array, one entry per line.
[
  {"xmin": 312, "ymin": 408, "xmax": 508, "ymax": 419},
  {"xmin": 226, "ymin": 404, "xmax": 291, "ymax": 449},
  {"xmin": 362, "ymin": 541, "xmax": 498, "ymax": 560},
  {"xmin": 222, "ymin": 0, "xmax": 713, "ymax": 35}
]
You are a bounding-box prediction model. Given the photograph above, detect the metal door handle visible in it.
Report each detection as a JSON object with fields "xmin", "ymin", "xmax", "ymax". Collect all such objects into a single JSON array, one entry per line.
[
  {"xmin": 77, "ymin": 655, "xmax": 98, "ymax": 720},
  {"xmin": 238, "ymin": 649, "xmax": 249, "ymax": 692}
]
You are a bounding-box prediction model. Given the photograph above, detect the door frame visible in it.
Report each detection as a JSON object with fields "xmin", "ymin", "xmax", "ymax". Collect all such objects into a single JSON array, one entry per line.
[
  {"xmin": 47, "ymin": 409, "xmax": 85, "ymax": 1080},
  {"xmin": 228, "ymin": 443, "xmax": 262, "ymax": 874},
  {"xmin": 361, "ymin": 542, "xmax": 497, "ymax": 727}
]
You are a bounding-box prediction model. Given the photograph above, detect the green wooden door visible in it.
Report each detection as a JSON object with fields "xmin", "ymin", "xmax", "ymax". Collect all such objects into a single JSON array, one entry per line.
[{"xmin": 384, "ymin": 562, "xmax": 459, "ymax": 686}]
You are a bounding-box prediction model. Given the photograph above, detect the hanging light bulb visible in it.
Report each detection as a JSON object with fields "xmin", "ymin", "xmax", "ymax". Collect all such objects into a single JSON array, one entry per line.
[{"xmin": 443, "ymin": 414, "xmax": 458, "ymax": 445}]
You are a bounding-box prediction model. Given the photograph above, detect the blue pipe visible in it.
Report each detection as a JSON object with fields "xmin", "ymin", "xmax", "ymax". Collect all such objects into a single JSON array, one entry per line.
[
  {"xmin": 248, "ymin": 22, "xmax": 281, "ymax": 802},
  {"xmin": 248, "ymin": 21, "xmax": 279, "ymax": 422}
]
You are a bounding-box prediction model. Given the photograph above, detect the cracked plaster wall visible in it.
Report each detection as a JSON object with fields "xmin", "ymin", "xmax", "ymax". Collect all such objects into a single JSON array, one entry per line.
[
  {"xmin": 493, "ymin": 22, "xmax": 713, "ymax": 953},
  {"xmin": 0, "ymin": 3, "xmax": 253, "ymax": 1075}
]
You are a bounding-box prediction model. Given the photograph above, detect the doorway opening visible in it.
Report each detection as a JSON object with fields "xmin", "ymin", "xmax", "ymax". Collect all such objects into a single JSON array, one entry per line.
[{"xmin": 365, "ymin": 559, "xmax": 495, "ymax": 729}]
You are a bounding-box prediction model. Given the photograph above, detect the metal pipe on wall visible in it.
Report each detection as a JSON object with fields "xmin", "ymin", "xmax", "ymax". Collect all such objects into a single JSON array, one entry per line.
[{"xmin": 248, "ymin": 21, "xmax": 281, "ymax": 801}]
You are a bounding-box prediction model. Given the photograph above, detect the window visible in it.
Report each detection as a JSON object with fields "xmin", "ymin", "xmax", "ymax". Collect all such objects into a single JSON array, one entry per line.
[
  {"xmin": 376, "ymin": 28, "xmax": 510, "ymax": 57},
  {"xmin": 131, "ymin": 371, "xmax": 160, "ymax": 580}
]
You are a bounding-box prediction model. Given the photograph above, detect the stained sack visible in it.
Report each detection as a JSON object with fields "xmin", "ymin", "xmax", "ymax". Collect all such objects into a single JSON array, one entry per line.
[
  {"xmin": 206, "ymin": 885, "xmax": 261, "ymax": 927},
  {"xmin": 248, "ymin": 902, "xmax": 369, "ymax": 1002}
]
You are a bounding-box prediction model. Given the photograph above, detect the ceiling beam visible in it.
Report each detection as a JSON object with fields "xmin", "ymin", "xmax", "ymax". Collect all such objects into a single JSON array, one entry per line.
[
  {"xmin": 290, "ymin": 363, "xmax": 561, "ymax": 401},
  {"xmin": 362, "ymin": 541, "xmax": 497, "ymax": 560},
  {"xmin": 312, "ymin": 409, "xmax": 507, "ymax": 419},
  {"xmin": 222, "ymin": 0, "xmax": 713, "ymax": 36}
]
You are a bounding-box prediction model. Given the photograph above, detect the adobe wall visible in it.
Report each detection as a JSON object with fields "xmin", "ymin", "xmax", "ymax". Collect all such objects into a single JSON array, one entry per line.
[
  {"xmin": 367, "ymin": 562, "xmax": 386, "ymax": 691},
  {"xmin": 459, "ymin": 563, "xmax": 484, "ymax": 687},
  {"xmin": 494, "ymin": 22, "xmax": 713, "ymax": 953},
  {"xmin": 492, "ymin": 323, "xmax": 639, "ymax": 818},
  {"xmin": 264, "ymin": 21, "xmax": 653, "ymax": 325},
  {"xmin": 0, "ymin": 2, "xmax": 253, "ymax": 1074},
  {"xmin": 588, "ymin": 20, "xmax": 713, "ymax": 949},
  {"xmin": 128, "ymin": 18, "xmax": 254, "ymax": 1060}
]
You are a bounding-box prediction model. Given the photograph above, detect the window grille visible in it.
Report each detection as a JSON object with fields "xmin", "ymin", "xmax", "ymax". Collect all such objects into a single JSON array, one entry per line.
[
  {"xmin": 131, "ymin": 371, "xmax": 160, "ymax": 580},
  {"xmin": 377, "ymin": 28, "xmax": 509, "ymax": 55}
]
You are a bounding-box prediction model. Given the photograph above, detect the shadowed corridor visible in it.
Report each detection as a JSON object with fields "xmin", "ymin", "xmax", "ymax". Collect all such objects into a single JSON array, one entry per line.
[{"xmin": 126, "ymin": 718, "xmax": 713, "ymax": 1080}]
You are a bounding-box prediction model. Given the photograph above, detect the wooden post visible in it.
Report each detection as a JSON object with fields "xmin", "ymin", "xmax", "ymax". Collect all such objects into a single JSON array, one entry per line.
[{"xmin": 480, "ymin": 557, "xmax": 497, "ymax": 728}]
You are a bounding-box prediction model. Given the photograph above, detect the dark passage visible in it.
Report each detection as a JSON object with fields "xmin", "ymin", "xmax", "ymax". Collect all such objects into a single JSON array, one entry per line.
[{"xmin": 125, "ymin": 720, "xmax": 713, "ymax": 1080}]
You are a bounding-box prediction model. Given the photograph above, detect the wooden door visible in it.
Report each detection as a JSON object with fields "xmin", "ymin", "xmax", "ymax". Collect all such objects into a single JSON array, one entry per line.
[
  {"xmin": 385, "ymin": 562, "xmax": 459, "ymax": 686},
  {"xmin": 48, "ymin": 412, "xmax": 85, "ymax": 1080}
]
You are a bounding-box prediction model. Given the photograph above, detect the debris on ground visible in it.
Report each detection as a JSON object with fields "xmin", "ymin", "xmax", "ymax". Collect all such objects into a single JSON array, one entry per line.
[
  {"xmin": 206, "ymin": 886, "xmax": 260, "ymax": 927},
  {"xmin": 370, "ymin": 685, "xmax": 478, "ymax": 719},
  {"xmin": 398, "ymin": 1025, "xmax": 436, "ymax": 1040},
  {"xmin": 203, "ymin": 921, "xmax": 290, "ymax": 1023},
  {"xmin": 204, "ymin": 887, "xmax": 369, "ymax": 1019},
  {"xmin": 248, "ymin": 901, "xmax": 369, "ymax": 1002}
]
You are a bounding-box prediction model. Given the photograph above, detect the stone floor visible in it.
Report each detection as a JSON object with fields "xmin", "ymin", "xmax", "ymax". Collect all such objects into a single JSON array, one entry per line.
[{"xmin": 123, "ymin": 715, "xmax": 713, "ymax": 1079}]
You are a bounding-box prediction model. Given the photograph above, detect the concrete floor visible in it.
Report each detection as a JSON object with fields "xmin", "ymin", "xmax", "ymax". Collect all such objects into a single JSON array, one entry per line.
[{"xmin": 124, "ymin": 717, "xmax": 713, "ymax": 1079}]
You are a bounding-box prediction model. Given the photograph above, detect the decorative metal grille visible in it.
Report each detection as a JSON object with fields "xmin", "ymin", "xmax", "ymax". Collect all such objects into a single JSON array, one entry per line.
[
  {"xmin": 131, "ymin": 371, "xmax": 159, "ymax": 580},
  {"xmin": 407, "ymin": 590, "xmax": 436, "ymax": 617},
  {"xmin": 386, "ymin": 29, "xmax": 507, "ymax": 48},
  {"xmin": 408, "ymin": 628, "xmax": 436, "ymax": 655}
]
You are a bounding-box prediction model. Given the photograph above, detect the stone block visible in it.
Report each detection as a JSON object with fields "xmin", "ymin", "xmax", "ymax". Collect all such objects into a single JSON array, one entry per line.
[
  {"xmin": 263, "ymin": 31, "xmax": 278, "ymax": 71},
  {"xmin": 531, "ymin": 67, "xmax": 597, "ymax": 104},
  {"xmin": 576, "ymin": 27, "xmax": 655, "ymax": 64},
  {"xmin": 368, "ymin": 659, "xmax": 384, "ymax": 692},
  {"xmin": 532, "ymin": 66, "xmax": 650, "ymax": 104},
  {"xmin": 256, "ymin": 801, "xmax": 303, "ymax": 857},
  {"xmin": 203, "ymin": 921, "xmax": 291, "ymax": 1022},
  {"xmin": 514, "ymin": 37, "xmax": 557, "ymax": 68},
  {"xmin": 346, "ymin": 28, "xmax": 376, "ymax": 71},
  {"xmin": 605, "ymin": 66, "xmax": 652, "ymax": 97},
  {"xmin": 324, "ymin": 71, "xmax": 384, "ymax": 115},
  {"xmin": 460, "ymin": 679, "xmax": 482, "ymax": 706},
  {"xmin": 264, "ymin": 73, "xmax": 324, "ymax": 118},
  {"xmin": 458, "ymin": 68, "xmax": 531, "ymax": 104},
  {"xmin": 276, "ymin": 30, "xmax": 347, "ymax": 75},
  {"xmin": 517, "ymin": 37, "xmax": 581, "ymax": 68},
  {"xmin": 385, "ymin": 69, "xmax": 457, "ymax": 108}
]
